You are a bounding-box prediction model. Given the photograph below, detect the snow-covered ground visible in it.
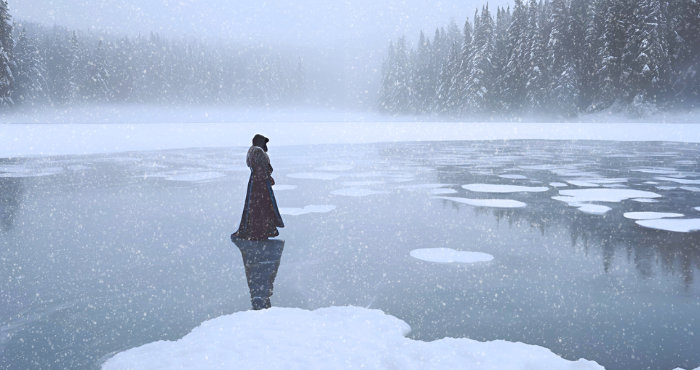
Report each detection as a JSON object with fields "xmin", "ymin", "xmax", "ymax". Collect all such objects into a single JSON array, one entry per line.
[
  {"xmin": 2, "ymin": 106, "xmax": 700, "ymax": 158},
  {"xmin": 101, "ymin": 306, "xmax": 603, "ymax": 370}
]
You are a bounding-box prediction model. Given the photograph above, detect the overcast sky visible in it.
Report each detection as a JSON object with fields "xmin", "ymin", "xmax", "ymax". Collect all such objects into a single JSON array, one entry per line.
[{"xmin": 12, "ymin": 0, "xmax": 509, "ymax": 47}]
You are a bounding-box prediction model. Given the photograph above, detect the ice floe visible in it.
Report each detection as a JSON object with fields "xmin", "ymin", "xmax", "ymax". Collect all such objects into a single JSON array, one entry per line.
[
  {"xmin": 623, "ymin": 212, "xmax": 684, "ymax": 220},
  {"xmin": 278, "ymin": 205, "xmax": 336, "ymax": 216},
  {"xmin": 462, "ymin": 184, "xmax": 549, "ymax": 193},
  {"xmin": 567, "ymin": 180, "xmax": 599, "ymax": 187},
  {"xmin": 433, "ymin": 196, "xmax": 527, "ymax": 208},
  {"xmin": 550, "ymin": 182, "xmax": 568, "ymax": 187},
  {"xmin": 572, "ymin": 204, "xmax": 612, "ymax": 215},
  {"xmin": 315, "ymin": 165, "xmax": 353, "ymax": 171},
  {"xmin": 287, "ymin": 172, "xmax": 340, "ymax": 180},
  {"xmin": 498, "ymin": 174, "xmax": 528, "ymax": 179},
  {"xmin": 429, "ymin": 188, "xmax": 458, "ymax": 195},
  {"xmin": 272, "ymin": 185, "xmax": 297, "ymax": 191},
  {"xmin": 654, "ymin": 177, "xmax": 700, "ymax": 185},
  {"xmin": 397, "ymin": 184, "xmax": 454, "ymax": 190},
  {"xmin": 101, "ymin": 306, "xmax": 603, "ymax": 370},
  {"xmin": 410, "ymin": 248, "xmax": 494, "ymax": 264},
  {"xmin": 167, "ymin": 172, "xmax": 226, "ymax": 182},
  {"xmin": 632, "ymin": 168, "xmax": 680, "ymax": 174},
  {"xmin": 553, "ymin": 189, "xmax": 662, "ymax": 204},
  {"xmin": 681, "ymin": 186, "xmax": 700, "ymax": 192},
  {"xmin": 631, "ymin": 198, "xmax": 658, "ymax": 203},
  {"xmin": 694, "ymin": 207, "xmax": 700, "ymax": 212},
  {"xmin": 656, "ymin": 186, "xmax": 677, "ymax": 190},
  {"xmin": 331, "ymin": 188, "xmax": 389, "ymax": 197},
  {"xmin": 635, "ymin": 219, "xmax": 700, "ymax": 233}
]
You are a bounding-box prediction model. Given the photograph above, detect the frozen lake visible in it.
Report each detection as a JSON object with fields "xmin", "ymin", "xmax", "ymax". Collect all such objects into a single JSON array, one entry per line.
[{"xmin": 1, "ymin": 140, "xmax": 699, "ymax": 370}]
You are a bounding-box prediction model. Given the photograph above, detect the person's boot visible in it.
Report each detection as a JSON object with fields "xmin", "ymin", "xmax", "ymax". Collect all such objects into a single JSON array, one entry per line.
[{"xmin": 264, "ymin": 297, "xmax": 271, "ymax": 309}]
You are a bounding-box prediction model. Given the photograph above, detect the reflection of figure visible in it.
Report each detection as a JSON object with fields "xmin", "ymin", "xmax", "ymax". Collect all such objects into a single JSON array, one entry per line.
[
  {"xmin": 233, "ymin": 134, "xmax": 284, "ymax": 240},
  {"xmin": 0, "ymin": 178, "xmax": 23, "ymax": 232},
  {"xmin": 231, "ymin": 236, "xmax": 285, "ymax": 310}
]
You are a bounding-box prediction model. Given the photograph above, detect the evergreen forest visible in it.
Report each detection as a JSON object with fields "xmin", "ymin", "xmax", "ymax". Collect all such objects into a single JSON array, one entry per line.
[
  {"xmin": 0, "ymin": 1, "xmax": 306, "ymax": 110},
  {"xmin": 377, "ymin": 0, "xmax": 700, "ymax": 118}
]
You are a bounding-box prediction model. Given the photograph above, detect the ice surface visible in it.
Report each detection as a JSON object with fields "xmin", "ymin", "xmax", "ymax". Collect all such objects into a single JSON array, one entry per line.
[
  {"xmin": 681, "ymin": 186, "xmax": 700, "ymax": 192},
  {"xmin": 101, "ymin": 306, "xmax": 603, "ymax": 370},
  {"xmin": 272, "ymin": 185, "xmax": 297, "ymax": 191},
  {"xmin": 656, "ymin": 186, "xmax": 678, "ymax": 190},
  {"xmin": 0, "ymin": 167, "xmax": 63, "ymax": 177},
  {"xmin": 655, "ymin": 177, "xmax": 700, "ymax": 185},
  {"xmin": 331, "ymin": 188, "xmax": 389, "ymax": 197},
  {"xmin": 635, "ymin": 219, "xmax": 700, "ymax": 233},
  {"xmin": 695, "ymin": 207, "xmax": 700, "ymax": 212},
  {"xmin": 429, "ymin": 188, "xmax": 458, "ymax": 195},
  {"xmin": 550, "ymin": 182, "xmax": 568, "ymax": 187},
  {"xmin": 67, "ymin": 165, "xmax": 91, "ymax": 171},
  {"xmin": 167, "ymin": 172, "xmax": 226, "ymax": 182},
  {"xmin": 5, "ymin": 118, "xmax": 700, "ymax": 158},
  {"xmin": 574, "ymin": 204, "xmax": 612, "ymax": 215},
  {"xmin": 398, "ymin": 184, "xmax": 454, "ymax": 190},
  {"xmin": 410, "ymin": 248, "xmax": 494, "ymax": 264},
  {"xmin": 553, "ymin": 189, "xmax": 662, "ymax": 204},
  {"xmin": 623, "ymin": 212, "xmax": 684, "ymax": 220},
  {"xmin": 342, "ymin": 181, "xmax": 385, "ymax": 187},
  {"xmin": 315, "ymin": 165, "xmax": 353, "ymax": 171},
  {"xmin": 462, "ymin": 184, "xmax": 549, "ymax": 193},
  {"xmin": 278, "ymin": 205, "xmax": 336, "ymax": 216},
  {"xmin": 632, "ymin": 169, "xmax": 680, "ymax": 174},
  {"xmin": 433, "ymin": 197, "xmax": 527, "ymax": 208},
  {"xmin": 206, "ymin": 164, "xmax": 249, "ymax": 171},
  {"xmin": 0, "ymin": 165, "xmax": 30, "ymax": 173},
  {"xmin": 287, "ymin": 173, "xmax": 340, "ymax": 180},
  {"xmin": 499, "ymin": 174, "xmax": 528, "ymax": 179},
  {"xmin": 567, "ymin": 180, "xmax": 600, "ymax": 187}
]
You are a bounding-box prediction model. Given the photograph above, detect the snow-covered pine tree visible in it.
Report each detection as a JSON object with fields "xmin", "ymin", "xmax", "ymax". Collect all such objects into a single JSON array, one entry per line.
[
  {"xmin": 619, "ymin": 0, "xmax": 670, "ymax": 105},
  {"xmin": 455, "ymin": 17, "xmax": 473, "ymax": 113},
  {"xmin": 0, "ymin": 0, "xmax": 14, "ymax": 107},
  {"xmin": 378, "ymin": 41, "xmax": 395, "ymax": 112},
  {"xmin": 12, "ymin": 28, "xmax": 49, "ymax": 106},
  {"xmin": 108, "ymin": 37, "xmax": 134, "ymax": 103},
  {"xmin": 492, "ymin": 6, "xmax": 511, "ymax": 110},
  {"xmin": 525, "ymin": 0, "xmax": 547, "ymax": 112},
  {"xmin": 438, "ymin": 42, "xmax": 461, "ymax": 112},
  {"xmin": 581, "ymin": 0, "xmax": 605, "ymax": 108},
  {"xmin": 68, "ymin": 31, "xmax": 84, "ymax": 104},
  {"xmin": 589, "ymin": 0, "xmax": 626, "ymax": 111},
  {"xmin": 464, "ymin": 5, "xmax": 496, "ymax": 113},
  {"xmin": 412, "ymin": 31, "xmax": 434, "ymax": 114},
  {"xmin": 84, "ymin": 40, "xmax": 110, "ymax": 102},
  {"xmin": 501, "ymin": 0, "xmax": 528, "ymax": 111},
  {"xmin": 391, "ymin": 36, "xmax": 411, "ymax": 113},
  {"xmin": 547, "ymin": 0, "xmax": 579, "ymax": 116}
]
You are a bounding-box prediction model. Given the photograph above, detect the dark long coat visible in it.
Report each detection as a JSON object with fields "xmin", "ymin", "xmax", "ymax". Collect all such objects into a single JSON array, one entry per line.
[{"xmin": 233, "ymin": 146, "xmax": 284, "ymax": 240}]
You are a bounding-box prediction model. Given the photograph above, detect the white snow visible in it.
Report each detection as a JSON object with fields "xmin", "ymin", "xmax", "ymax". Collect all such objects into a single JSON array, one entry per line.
[
  {"xmin": 567, "ymin": 180, "xmax": 600, "ymax": 187},
  {"xmin": 498, "ymin": 174, "xmax": 528, "ymax": 179},
  {"xmin": 410, "ymin": 248, "xmax": 494, "ymax": 264},
  {"xmin": 101, "ymin": 306, "xmax": 603, "ymax": 370},
  {"xmin": 167, "ymin": 172, "xmax": 226, "ymax": 182},
  {"xmin": 287, "ymin": 172, "xmax": 340, "ymax": 180},
  {"xmin": 278, "ymin": 205, "xmax": 336, "ymax": 216},
  {"xmin": 429, "ymin": 188, "xmax": 458, "ymax": 195},
  {"xmin": 433, "ymin": 196, "xmax": 527, "ymax": 208},
  {"xmin": 5, "ymin": 114, "xmax": 700, "ymax": 158},
  {"xmin": 462, "ymin": 184, "xmax": 549, "ymax": 193},
  {"xmin": 550, "ymin": 182, "xmax": 568, "ymax": 187},
  {"xmin": 631, "ymin": 198, "xmax": 658, "ymax": 203},
  {"xmin": 681, "ymin": 186, "xmax": 700, "ymax": 192},
  {"xmin": 331, "ymin": 188, "xmax": 389, "ymax": 197},
  {"xmin": 315, "ymin": 165, "xmax": 353, "ymax": 171},
  {"xmin": 654, "ymin": 177, "xmax": 700, "ymax": 185},
  {"xmin": 694, "ymin": 207, "xmax": 700, "ymax": 212},
  {"xmin": 574, "ymin": 204, "xmax": 612, "ymax": 215},
  {"xmin": 272, "ymin": 185, "xmax": 297, "ymax": 191},
  {"xmin": 552, "ymin": 189, "xmax": 662, "ymax": 204},
  {"xmin": 656, "ymin": 186, "xmax": 678, "ymax": 190},
  {"xmin": 635, "ymin": 219, "xmax": 700, "ymax": 233},
  {"xmin": 623, "ymin": 212, "xmax": 684, "ymax": 220}
]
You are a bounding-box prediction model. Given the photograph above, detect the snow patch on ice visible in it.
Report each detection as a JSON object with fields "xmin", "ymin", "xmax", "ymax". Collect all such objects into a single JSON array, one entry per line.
[
  {"xmin": 433, "ymin": 196, "xmax": 527, "ymax": 208},
  {"xmin": 567, "ymin": 180, "xmax": 599, "ymax": 187},
  {"xmin": 553, "ymin": 189, "xmax": 661, "ymax": 204},
  {"xmin": 287, "ymin": 172, "xmax": 340, "ymax": 180},
  {"xmin": 635, "ymin": 219, "xmax": 700, "ymax": 233},
  {"xmin": 631, "ymin": 198, "xmax": 658, "ymax": 203},
  {"xmin": 101, "ymin": 306, "xmax": 604, "ymax": 370},
  {"xmin": 681, "ymin": 186, "xmax": 700, "ymax": 192},
  {"xmin": 331, "ymin": 188, "xmax": 389, "ymax": 197},
  {"xmin": 410, "ymin": 248, "xmax": 494, "ymax": 264},
  {"xmin": 167, "ymin": 172, "xmax": 226, "ymax": 182},
  {"xmin": 550, "ymin": 182, "xmax": 568, "ymax": 187},
  {"xmin": 429, "ymin": 188, "xmax": 458, "ymax": 195},
  {"xmin": 499, "ymin": 174, "xmax": 528, "ymax": 179},
  {"xmin": 398, "ymin": 183, "xmax": 454, "ymax": 190},
  {"xmin": 654, "ymin": 177, "xmax": 700, "ymax": 185},
  {"xmin": 694, "ymin": 207, "xmax": 700, "ymax": 212},
  {"xmin": 462, "ymin": 184, "xmax": 549, "ymax": 193},
  {"xmin": 278, "ymin": 205, "xmax": 336, "ymax": 216},
  {"xmin": 273, "ymin": 185, "xmax": 297, "ymax": 191},
  {"xmin": 623, "ymin": 212, "xmax": 684, "ymax": 220}
]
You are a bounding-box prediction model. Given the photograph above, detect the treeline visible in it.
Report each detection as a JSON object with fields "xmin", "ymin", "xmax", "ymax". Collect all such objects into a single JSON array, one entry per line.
[
  {"xmin": 378, "ymin": 0, "xmax": 700, "ymax": 117},
  {"xmin": 0, "ymin": 2, "xmax": 306, "ymax": 109}
]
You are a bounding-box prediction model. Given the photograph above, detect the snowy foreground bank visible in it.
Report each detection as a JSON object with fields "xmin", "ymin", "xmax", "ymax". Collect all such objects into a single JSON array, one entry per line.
[
  {"xmin": 102, "ymin": 306, "xmax": 604, "ymax": 370},
  {"xmin": 3, "ymin": 121, "xmax": 700, "ymax": 158}
]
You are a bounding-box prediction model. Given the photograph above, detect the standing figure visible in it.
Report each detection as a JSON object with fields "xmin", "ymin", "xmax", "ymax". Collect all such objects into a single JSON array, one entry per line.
[{"xmin": 232, "ymin": 134, "xmax": 284, "ymax": 240}]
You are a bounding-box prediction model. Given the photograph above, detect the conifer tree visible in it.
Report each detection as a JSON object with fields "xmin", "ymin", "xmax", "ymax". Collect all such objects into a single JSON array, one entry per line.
[
  {"xmin": 68, "ymin": 31, "xmax": 84, "ymax": 103},
  {"xmin": 525, "ymin": 0, "xmax": 547, "ymax": 111},
  {"xmin": 501, "ymin": 0, "xmax": 528, "ymax": 111},
  {"xmin": 12, "ymin": 28, "xmax": 49, "ymax": 105},
  {"xmin": 84, "ymin": 40, "xmax": 110, "ymax": 102},
  {"xmin": 0, "ymin": 0, "xmax": 14, "ymax": 106},
  {"xmin": 465, "ymin": 6, "xmax": 496, "ymax": 112}
]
